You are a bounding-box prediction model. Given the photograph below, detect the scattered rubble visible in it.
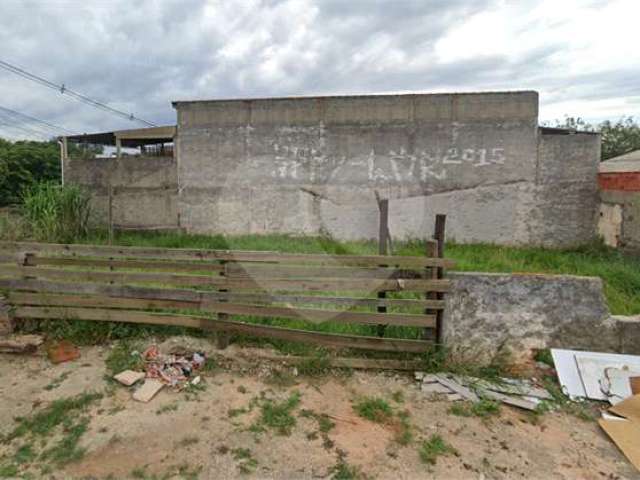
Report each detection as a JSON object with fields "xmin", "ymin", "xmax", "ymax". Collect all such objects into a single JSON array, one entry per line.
[
  {"xmin": 415, "ymin": 371, "xmax": 550, "ymax": 411},
  {"xmin": 113, "ymin": 344, "xmax": 207, "ymax": 403}
]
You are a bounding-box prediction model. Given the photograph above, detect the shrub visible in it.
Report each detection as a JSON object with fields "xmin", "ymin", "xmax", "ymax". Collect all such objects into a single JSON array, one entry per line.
[{"xmin": 22, "ymin": 182, "xmax": 91, "ymax": 243}]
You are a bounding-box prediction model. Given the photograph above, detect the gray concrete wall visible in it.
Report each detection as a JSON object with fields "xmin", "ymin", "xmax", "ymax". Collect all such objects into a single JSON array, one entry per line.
[
  {"xmin": 64, "ymin": 156, "xmax": 179, "ymax": 229},
  {"xmin": 174, "ymin": 91, "xmax": 600, "ymax": 246},
  {"xmin": 599, "ymin": 189, "xmax": 640, "ymax": 251},
  {"xmin": 444, "ymin": 272, "xmax": 637, "ymax": 362}
]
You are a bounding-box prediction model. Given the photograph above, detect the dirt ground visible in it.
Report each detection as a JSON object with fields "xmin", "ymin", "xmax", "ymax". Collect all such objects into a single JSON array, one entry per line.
[{"xmin": 0, "ymin": 336, "xmax": 636, "ymax": 480}]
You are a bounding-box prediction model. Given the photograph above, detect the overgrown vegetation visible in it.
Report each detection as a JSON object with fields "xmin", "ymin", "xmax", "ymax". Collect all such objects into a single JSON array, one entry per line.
[
  {"xmin": 21, "ymin": 181, "xmax": 91, "ymax": 243},
  {"xmin": 104, "ymin": 340, "xmax": 143, "ymax": 375},
  {"xmin": 353, "ymin": 396, "xmax": 413, "ymax": 445}
]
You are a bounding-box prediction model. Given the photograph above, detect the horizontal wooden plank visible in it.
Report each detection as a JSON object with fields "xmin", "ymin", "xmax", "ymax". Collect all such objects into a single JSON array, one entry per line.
[
  {"xmin": 0, "ymin": 279, "xmax": 446, "ymax": 309},
  {"xmin": 7, "ymin": 292, "xmax": 435, "ymax": 327},
  {"xmin": 225, "ymin": 263, "xmax": 426, "ymax": 279},
  {"xmin": 0, "ymin": 265, "xmax": 223, "ymax": 287},
  {"xmin": 239, "ymin": 353, "xmax": 424, "ymax": 371},
  {"xmin": 25, "ymin": 255, "xmax": 224, "ymax": 273},
  {"xmin": 0, "ymin": 266, "xmax": 450, "ymax": 293},
  {"xmin": 0, "ymin": 241, "xmax": 455, "ymax": 268},
  {"xmin": 13, "ymin": 306, "xmax": 433, "ymax": 353},
  {"xmin": 6, "ymin": 292, "xmax": 199, "ymax": 311}
]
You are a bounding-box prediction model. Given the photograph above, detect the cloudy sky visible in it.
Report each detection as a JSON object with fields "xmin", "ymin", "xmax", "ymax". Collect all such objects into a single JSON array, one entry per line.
[{"xmin": 1, "ymin": 0, "xmax": 639, "ymax": 139}]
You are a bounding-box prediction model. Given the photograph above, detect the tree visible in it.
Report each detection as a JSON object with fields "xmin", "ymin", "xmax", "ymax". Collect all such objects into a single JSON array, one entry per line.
[
  {"xmin": 549, "ymin": 116, "xmax": 640, "ymax": 161},
  {"xmin": 0, "ymin": 139, "xmax": 61, "ymax": 206}
]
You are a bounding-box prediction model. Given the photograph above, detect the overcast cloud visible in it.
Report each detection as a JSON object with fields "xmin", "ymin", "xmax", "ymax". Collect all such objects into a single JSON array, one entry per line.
[{"xmin": 1, "ymin": 0, "xmax": 639, "ymax": 139}]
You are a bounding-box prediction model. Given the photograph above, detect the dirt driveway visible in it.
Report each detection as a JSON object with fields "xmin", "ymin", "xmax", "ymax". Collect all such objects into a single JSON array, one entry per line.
[{"xmin": 0, "ymin": 336, "xmax": 636, "ymax": 479}]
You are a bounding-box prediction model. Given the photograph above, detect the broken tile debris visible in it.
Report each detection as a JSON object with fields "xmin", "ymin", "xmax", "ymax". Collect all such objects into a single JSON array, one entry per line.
[
  {"xmin": 133, "ymin": 379, "xmax": 165, "ymax": 403},
  {"xmin": 414, "ymin": 371, "xmax": 545, "ymax": 411},
  {"xmin": 114, "ymin": 370, "xmax": 145, "ymax": 386}
]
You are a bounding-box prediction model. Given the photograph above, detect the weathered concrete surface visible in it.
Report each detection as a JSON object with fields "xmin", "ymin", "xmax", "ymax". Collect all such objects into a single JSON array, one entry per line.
[
  {"xmin": 599, "ymin": 189, "xmax": 640, "ymax": 251},
  {"xmin": 64, "ymin": 156, "xmax": 179, "ymax": 229},
  {"xmin": 444, "ymin": 272, "xmax": 625, "ymax": 361},
  {"xmin": 173, "ymin": 91, "xmax": 601, "ymax": 246}
]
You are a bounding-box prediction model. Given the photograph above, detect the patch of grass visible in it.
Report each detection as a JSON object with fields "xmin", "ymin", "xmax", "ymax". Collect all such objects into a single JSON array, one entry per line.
[
  {"xmin": 176, "ymin": 435, "xmax": 199, "ymax": 447},
  {"xmin": 331, "ymin": 459, "xmax": 361, "ymax": 479},
  {"xmin": 105, "ymin": 341, "xmax": 143, "ymax": 376},
  {"xmin": 391, "ymin": 390, "xmax": 405, "ymax": 403},
  {"xmin": 43, "ymin": 371, "xmax": 71, "ymax": 391},
  {"xmin": 264, "ymin": 369, "xmax": 298, "ymax": 388},
  {"xmin": 418, "ymin": 434, "xmax": 457, "ymax": 465},
  {"xmin": 39, "ymin": 418, "xmax": 89, "ymax": 465},
  {"xmin": 317, "ymin": 414, "xmax": 335, "ymax": 434},
  {"xmin": 420, "ymin": 345, "xmax": 512, "ymax": 381},
  {"xmin": 296, "ymin": 352, "xmax": 331, "ymax": 376},
  {"xmin": 155, "ymin": 403, "xmax": 179, "ymax": 415},
  {"xmin": 448, "ymin": 399, "xmax": 501, "ymax": 419},
  {"xmin": 254, "ymin": 391, "xmax": 302, "ymax": 435},
  {"xmin": 7, "ymin": 391, "xmax": 102, "ymax": 440},
  {"xmin": 393, "ymin": 410, "xmax": 413, "ymax": 446},
  {"xmin": 0, "ymin": 463, "xmax": 18, "ymax": 478},
  {"xmin": 232, "ymin": 448, "xmax": 258, "ymax": 474},
  {"xmin": 534, "ymin": 349, "xmax": 554, "ymax": 367},
  {"xmin": 13, "ymin": 443, "xmax": 36, "ymax": 464},
  {"xmin": 353, "ymin": 397, "xmax": 393, "ymax": 423}
]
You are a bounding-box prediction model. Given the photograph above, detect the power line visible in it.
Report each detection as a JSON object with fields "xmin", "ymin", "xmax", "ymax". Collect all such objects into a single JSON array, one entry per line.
[
  {"xmin": 0, "ymin": 117, "xmax": 51, "ymax": 139},
  {"xmin": 0, "ymin": 59, "xmax": 158, "ymax": 127},
  {"xmin": 0, "ymin": 104, "xmax": 73, "ymax": 136}
]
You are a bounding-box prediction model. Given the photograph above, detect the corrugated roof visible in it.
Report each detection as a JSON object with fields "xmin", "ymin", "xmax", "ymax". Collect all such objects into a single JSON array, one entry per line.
[{"xmin": 600, "ymin": 149, "xmax": 640, "ymax": 173}]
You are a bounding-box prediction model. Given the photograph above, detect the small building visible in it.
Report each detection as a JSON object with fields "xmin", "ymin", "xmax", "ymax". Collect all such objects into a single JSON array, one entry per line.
[
  {"xmin": 62, "ymin": 126, "xmax": 179, "ymax": 231},
  {"xmin": 598, "ymin": 149, "xmax": 640, "ymax": 250}
]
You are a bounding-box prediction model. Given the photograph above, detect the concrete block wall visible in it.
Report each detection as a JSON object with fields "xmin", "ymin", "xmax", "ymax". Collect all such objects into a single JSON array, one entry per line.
[
  {"xmin": 173, "ymin": 91, "xmax": 601, "ymax": 246},
  {"xmin": 64, "ymin": 156, "xmax": 179, "ymax": 229}
]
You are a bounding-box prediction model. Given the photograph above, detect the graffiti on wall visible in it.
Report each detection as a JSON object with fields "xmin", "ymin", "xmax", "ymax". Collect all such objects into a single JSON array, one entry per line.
[{"xmin": 270, "ymin": 144, "xmax": 506, "ymax": 183}]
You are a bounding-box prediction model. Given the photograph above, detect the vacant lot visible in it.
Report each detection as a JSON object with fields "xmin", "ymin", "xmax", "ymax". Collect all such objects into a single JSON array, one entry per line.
[{"xmin": 0, "ymin": 337, "xmax": 635, "ymax": 480}]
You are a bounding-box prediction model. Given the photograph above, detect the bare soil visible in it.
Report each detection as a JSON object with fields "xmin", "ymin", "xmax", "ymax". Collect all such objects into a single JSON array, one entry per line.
[{"xmin": 0, "ymin": 336, "xmax": 636, "ymax": 479}]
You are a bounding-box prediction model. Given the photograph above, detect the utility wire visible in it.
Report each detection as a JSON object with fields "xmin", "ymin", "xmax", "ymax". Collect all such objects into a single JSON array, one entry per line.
[
  {"xmin": 0, "ymin": 104, "xmax": 73, "ymax": 135},
  {"xmin": 0, "ymin": 118, "xmax": 51, "ymax": 139},
  {"xmin": 0, "ymin": 59, "xmax": 158, "ymax": 127}
]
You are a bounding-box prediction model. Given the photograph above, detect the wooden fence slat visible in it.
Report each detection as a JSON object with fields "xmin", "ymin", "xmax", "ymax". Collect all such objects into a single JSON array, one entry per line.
[
  {"xmin": 0, "ymin": 241, "xmax": 455, "ymax": 268},
  {"xmin": 0, "ymin": 266, "xmax": 450, "ymax": 293},
  {"xmin": 26, "ymin": 256, "xmax": 225, "ymax": 273},
  {"xmin": 0, "ymin": 279, "xmax": 446, "ymax": 309},
  {"xmin": 7, "ymin": 292, "xmax": 436, "ymax": 327},
  {"xmin": 225, "ymin": 263, "xmax": 426, "ymax": 279},
  {"xmin": 13, "ymin": 306, "xmax": 433, "ymax": 353},
  {"xmin": 0, "ymin": 265, "xmax": 223, "ymax": 287}
]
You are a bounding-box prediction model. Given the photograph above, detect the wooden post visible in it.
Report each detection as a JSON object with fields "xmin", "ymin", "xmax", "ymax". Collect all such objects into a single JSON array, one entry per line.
[
  {"xmin": 377, "ymin": 199, "xmax": 389, "ymax": 337},
  {"xmin": 423, "ymin": 239, "xmax": 438, "ymax": 342},
  {"xmin": 216, "ymin": 261, "xmax": 231, "ymax": 349},
  {"xmin": 108, "ymin": 184, "xmax": 114, "ymax": 246},
  {"xmin": 0, "ymin": 295, "xmax": 14, "ymax": 336},
  {"xmin": 433, "ymin": 214, "xmax": 446, "ymax": 345}
]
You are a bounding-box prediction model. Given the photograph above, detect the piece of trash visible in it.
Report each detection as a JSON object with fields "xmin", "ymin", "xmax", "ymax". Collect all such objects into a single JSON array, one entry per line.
[
  {"xmin": 599, "ymin": 417, "xmax": 640, "ymax": 471},
  {"xmin": 47, "ymin": 340, "xmax": 80, "ymax": 364},
  {"xmin": 191, "ymin": 375, "xmax": 201, "ymax": 385},
  {"xmin": 0, "ymin": 334, "xmax": 44, "ymax": 354},
  {"xmin": 141, "ymin": 344, "xmax": 206, "ymax": 390},
  {"xmin": 133, "ymin": 379, "xmax": 165, "ymax": 403},
  {"xmin": 434, "ymin": 374, "xmax": 479, "ymax": 402},
  {"xmin": 114, "ymin": 370, "xmax": 146, "ymax": 386},
  {"xmin": 601, "ymin": 411, "xmax": 627, "ymax": 421},
  {"xmin": 552, "ymin": 349, "xmax": 640, "ymax": 403}
]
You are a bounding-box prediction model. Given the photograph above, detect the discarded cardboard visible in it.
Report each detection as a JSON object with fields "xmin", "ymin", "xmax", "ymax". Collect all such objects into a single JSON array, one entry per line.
[
  {"xmin": 610, "ymin": 395, "xmax": 640, "ymax": 423},
  {"xmin": 599, "ymin": 419, "xmax": 640, "ymax": 471},
  {"xmin": 133, "ymin": 379, "xmax": 164, "ymax": 402},
  {"xmin": 114, "ymin": 370, "xmax": 145, "ymax": 387}
]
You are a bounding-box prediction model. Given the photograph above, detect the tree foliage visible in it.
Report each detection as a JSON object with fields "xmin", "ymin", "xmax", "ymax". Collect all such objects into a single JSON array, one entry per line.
[
  {"xmin": 551, "ymin": 116, "xmax": 640, "ymax": 161},
  {"xmin": 0, "ymin": 138, "xmax": 61, "ymax": 206}
]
